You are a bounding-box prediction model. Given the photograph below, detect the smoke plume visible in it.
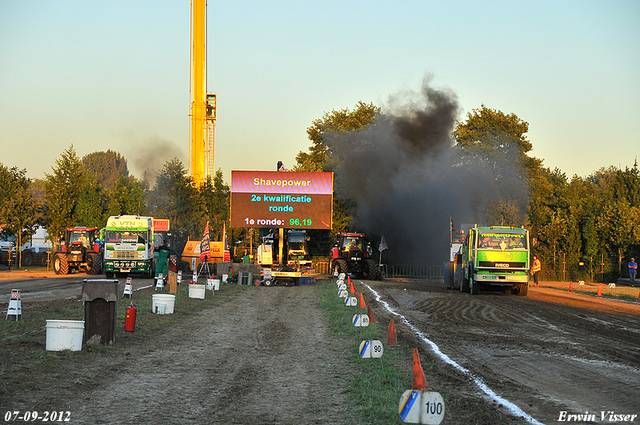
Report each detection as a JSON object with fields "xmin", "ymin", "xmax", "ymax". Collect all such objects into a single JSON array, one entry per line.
[
  {"xmin": 126, "ymin": 135, "xmax": 186, "ymax": 183},
  {"xmin": 327, "ymin": 77, "xmax": 529, "ymax": 265}
]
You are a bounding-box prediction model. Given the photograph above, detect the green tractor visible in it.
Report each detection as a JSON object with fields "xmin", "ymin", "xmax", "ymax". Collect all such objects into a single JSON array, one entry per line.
[{"xmin": 52, "ymin": 227, "xmax": 103, "ymax": 275}]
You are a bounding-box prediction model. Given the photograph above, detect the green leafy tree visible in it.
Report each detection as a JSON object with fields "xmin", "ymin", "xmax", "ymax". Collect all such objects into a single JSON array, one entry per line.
[
  {"xmin": 75, "ymin": 177, "xmax": 108, "ymax": 228},
  {"xmin": 0, "ymin": 164, "xmax": 37, "ymax": 267},
  {"xmin": 82, "ymin": 150, "xmax": 129, "ymax": 191},
  {"xmin": 294, "ymin": 102, "xmax": 380, "ymax": 247},
  {"xmin": 146, "ymin": 158, "xmax": 201, "ymax": 251},
  {"xmin": 294, "ymin": 101, "xmax": 381, "ymax": 173},
  {"xmin": 109, "ymin": 175, "xmax": 146, "ymax": 216},
  {"xmin": 44, "ymin": 146, "xmax": 95, "ymax": 248},
  {"xmin": 454, "ymin": 105, "xmax": 534, "ymax": 226},
  {"xmin": 453, "ymin": 104, "xmax": 532, "ymax": 176},
  {"xmin": 199, "ymin": 170, "xmax": 230, "ymax": 240}
]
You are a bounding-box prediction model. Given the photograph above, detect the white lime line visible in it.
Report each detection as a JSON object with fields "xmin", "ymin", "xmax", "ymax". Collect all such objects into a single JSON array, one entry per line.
[{"xmin": 362, "ymin": 282, "xmax": 545, "ymax": 425}]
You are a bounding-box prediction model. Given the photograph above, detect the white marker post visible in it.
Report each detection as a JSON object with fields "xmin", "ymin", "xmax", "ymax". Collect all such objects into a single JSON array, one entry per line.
[
  {"xmin": 338, "ymin": 290, "xmax": 348, "ymax": 298},
  {"xmin": 359, "ymin": 340, "xmax": 383, "ymax": 358},
  {"xmin": 352, "ymin": 314, "xmax": 370, "ymax": 327},
  {"xmin": 399, "ymin": 390, "xmax": 445, "ymax": 424},
  {"xmin": 344, "ymin": 296, "xmax": 357, "ymax": 306}
]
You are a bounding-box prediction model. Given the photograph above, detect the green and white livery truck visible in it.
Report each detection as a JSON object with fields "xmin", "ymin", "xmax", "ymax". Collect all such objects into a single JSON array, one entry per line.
[
  {"xmin": 461, "ymin": 225, "xmax": 530, "ymax": 296},
  {"xmin": 103, "ymin": 215, "xmax": 155, "ymax": 278}
]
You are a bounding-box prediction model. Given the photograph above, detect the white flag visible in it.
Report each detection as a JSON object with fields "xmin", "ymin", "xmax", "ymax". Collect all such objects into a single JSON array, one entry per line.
[{"xmin": 379, "ymin": 234, "xmax": 388, "ymax": 252}]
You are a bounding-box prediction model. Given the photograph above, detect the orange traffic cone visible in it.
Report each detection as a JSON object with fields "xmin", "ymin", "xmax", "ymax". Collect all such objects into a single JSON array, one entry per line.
[
  {"xmin": 359, "ymin": 292, "xmax": 366, "ymax": 309},
  {"xmin": 569, "ymin": 282, "xmax": 573, "ymax": 292},
  {"xmin": 412, "ymin": 348, "xmax": 428, "ymax": 391},
  {"xmin": 349, "ymin": 276, "xmax": 355, "ymax": 294},
  {"xmin": 367, "ymin": 304, "xmax": 376, "ymax": 324},
  {"xmin": 596, "ymin": 285, "xmax": 602, "ymax": 297},
  {"xmin": 387, "ymin": 320, "xmax": 397, "ymax": 346}
]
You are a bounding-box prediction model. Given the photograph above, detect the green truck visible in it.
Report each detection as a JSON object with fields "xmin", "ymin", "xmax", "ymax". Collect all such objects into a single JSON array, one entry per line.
[
  {"xmin": 460, "ymin": 225, "xmax": 530, "ymax": 296},
  {"xmin": 103, "ymin": 215, "xmax": 155, "ymax": 278}
]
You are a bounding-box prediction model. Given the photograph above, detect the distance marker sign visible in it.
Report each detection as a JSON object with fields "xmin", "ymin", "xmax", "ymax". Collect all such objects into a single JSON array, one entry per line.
[
  {"xmin": 230, "ymin": 170, "xmax": 333, "ymax": 229},
  {"xmin": 399, "ymin": 390, "xmax": 445, "ymax": 424}
]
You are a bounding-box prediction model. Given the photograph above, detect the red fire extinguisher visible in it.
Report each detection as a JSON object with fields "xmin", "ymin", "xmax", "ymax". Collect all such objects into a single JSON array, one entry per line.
[{"xmin": 124, "ymin": 302, "xmax": 137, "ymax": 332}]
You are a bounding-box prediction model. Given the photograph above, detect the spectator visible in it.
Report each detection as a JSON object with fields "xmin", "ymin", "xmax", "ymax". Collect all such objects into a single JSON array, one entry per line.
[
  {"xmin": 243, "ymin": 249, "xmax": 250, "ymax": 264},
  {"xmin": 155, "ymin": 240, "xmax": 170, "ymax": 279},
  {"xmin": 531, "ymin": 254, "xmax": 541, "ymax": 286},
  {"xmin": 629, "ymin": 258, "xmax": 638, "ymax": 286}
]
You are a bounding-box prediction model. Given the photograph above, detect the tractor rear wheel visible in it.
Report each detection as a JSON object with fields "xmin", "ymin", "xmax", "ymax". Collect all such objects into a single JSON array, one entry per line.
[
  {"xmin": 332, "ymin": 259, "xmax": 347, "ymax": 275},
  {"xmin": 364, "ymin": 259, "xmax": 376, "ymax": 280},
  {"xmin": 87, "ymin": 252, "xmax": 102, "ymax": 275},
  {"xmin": 53, "ymin": 253, "xmax": 69, "ymax": 275}
]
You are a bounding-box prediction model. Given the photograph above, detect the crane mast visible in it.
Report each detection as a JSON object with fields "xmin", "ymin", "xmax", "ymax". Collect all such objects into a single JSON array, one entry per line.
[{"xmin": 190, "ymin": 0, "xmax": 216, "ymax": 187}]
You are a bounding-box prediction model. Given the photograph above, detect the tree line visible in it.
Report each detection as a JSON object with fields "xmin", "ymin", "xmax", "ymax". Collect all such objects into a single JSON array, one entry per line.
[
  {"xmin": 1, "ymin": 103, "xmax": 639, "ymax": 282},
  {"xmin": 0, "ymin": 146, "xmax": 232, "ymax": 266}
]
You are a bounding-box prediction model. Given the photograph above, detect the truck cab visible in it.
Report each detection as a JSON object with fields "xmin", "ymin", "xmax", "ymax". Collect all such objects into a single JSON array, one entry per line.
[{"xmin": 461, "ymin": 226, "xmax": 530, "ymax": 296}]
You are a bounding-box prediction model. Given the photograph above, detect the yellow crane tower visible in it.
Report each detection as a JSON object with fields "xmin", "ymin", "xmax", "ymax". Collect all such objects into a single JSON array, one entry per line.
[{"xmin": 190, "ymin": 0, "xmax": 216, "ymax": 187}]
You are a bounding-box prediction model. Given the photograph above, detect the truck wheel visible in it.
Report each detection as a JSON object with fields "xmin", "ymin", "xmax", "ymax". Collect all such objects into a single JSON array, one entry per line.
[
  {"xmin": 87, "ymin": 252, "xmax": 102, "ymax": 275},
  {"xmin": 470, "ymin": 274, "xmax": 479, "ymax": 295},
  {"xmin": 263, "ymin": 279, "xmax": 273, "ymax": 287},
  {"xmin": 106, "ymin": 272, "xmax": 114, "ymax": 279},
  {"xmin": 22, "ymin": 254, "xmax": 33, "ymax": 267},
  {"xmin": 517, "ymin": 283, "xmax": 528, "ymax": 296},
  {"xmin": 53, "ymin": 254, "xmax": 69, "ymax": 275},
  {"xmin": 461, "ymin": 273, "xmax": 470, "ymax": 293}
]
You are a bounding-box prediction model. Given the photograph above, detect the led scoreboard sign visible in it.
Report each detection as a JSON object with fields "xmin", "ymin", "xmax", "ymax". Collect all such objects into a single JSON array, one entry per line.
[{"xmin": 230, "ymin": 170, "xmax": 333, "ymax": 230}]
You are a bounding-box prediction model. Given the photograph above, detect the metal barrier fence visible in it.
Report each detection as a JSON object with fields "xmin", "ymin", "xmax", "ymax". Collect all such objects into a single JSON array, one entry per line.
[
  {"xmin": 311, "ymin": 259, "xmax": 443, "ymax": 280},
  {"xmin": 387, "ymin": 264, "xmax": 444, "ymax": 280}
]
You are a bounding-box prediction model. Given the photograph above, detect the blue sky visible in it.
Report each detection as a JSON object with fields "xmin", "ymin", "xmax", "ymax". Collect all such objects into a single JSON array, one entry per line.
[{"xmin": 1, "ymin": 0, "xmax": 638, "ymax": 183}]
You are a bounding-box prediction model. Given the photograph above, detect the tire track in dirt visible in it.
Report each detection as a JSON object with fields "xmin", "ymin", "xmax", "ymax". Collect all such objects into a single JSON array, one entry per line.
[
  {"xmin": 364, "ymin": 279, "xmax": 640, "ymax": 424},
  {"xmin": 50, "ymin": 286, "xmax": 356, "ymax": 425}
]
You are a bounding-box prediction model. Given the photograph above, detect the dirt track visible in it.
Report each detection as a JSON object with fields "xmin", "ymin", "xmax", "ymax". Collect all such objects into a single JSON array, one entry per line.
[{"xmin": 365, "ymin": 279, "xmax": 640, "ymax": 424}]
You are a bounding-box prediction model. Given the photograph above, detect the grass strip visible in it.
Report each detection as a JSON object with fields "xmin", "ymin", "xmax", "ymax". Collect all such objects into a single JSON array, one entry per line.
[{"xmin": 318, "ymin": 278, "xmax": 409, "ymax": 425}]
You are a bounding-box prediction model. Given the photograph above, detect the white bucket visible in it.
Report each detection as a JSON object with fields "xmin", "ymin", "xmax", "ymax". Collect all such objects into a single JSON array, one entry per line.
[
  {"xmin": 152, "ymin": 294, "xmax": 175, "ymax": 314},
  {"xmin": 206, "ymin": 278, "xmax": 214, "ymax": 291},
  {"xmin": 46, "ymin": 320, "xmax": 84, "ymax": 351},
  {"xmin": 189, "ymin": 284, "xmax": 206, "ymax": 299},
  {"xmin": 222, "ymin": 274, "xmax": 228, "ymax": 283},
  {"xmin": 213, "ymin": 279, "xmax": 220, "ymax": 290}
]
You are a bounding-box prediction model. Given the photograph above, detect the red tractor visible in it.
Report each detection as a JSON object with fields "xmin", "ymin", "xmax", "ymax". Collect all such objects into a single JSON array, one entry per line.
[
  {"xmin": 52, "ymin": 227, "xmax": 103, "ymax": 275},
  {"xmin": 330, "ymin": 232, "xmax": 380, "ymax": 279}
]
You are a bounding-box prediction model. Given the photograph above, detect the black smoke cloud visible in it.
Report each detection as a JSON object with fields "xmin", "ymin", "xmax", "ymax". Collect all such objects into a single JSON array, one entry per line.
[
  {"xmin": 326, "ymin": 78, "xmax": 528, "ymax": 265},
  {"xmin": 126, "ymin": 135, "xmax": 185, "ymax": 183}
]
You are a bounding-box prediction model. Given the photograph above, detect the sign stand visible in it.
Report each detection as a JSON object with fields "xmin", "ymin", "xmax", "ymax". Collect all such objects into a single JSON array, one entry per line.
[{"xmin": 6, "ymin": 289, "xmax": 22, "ymax": 321}]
